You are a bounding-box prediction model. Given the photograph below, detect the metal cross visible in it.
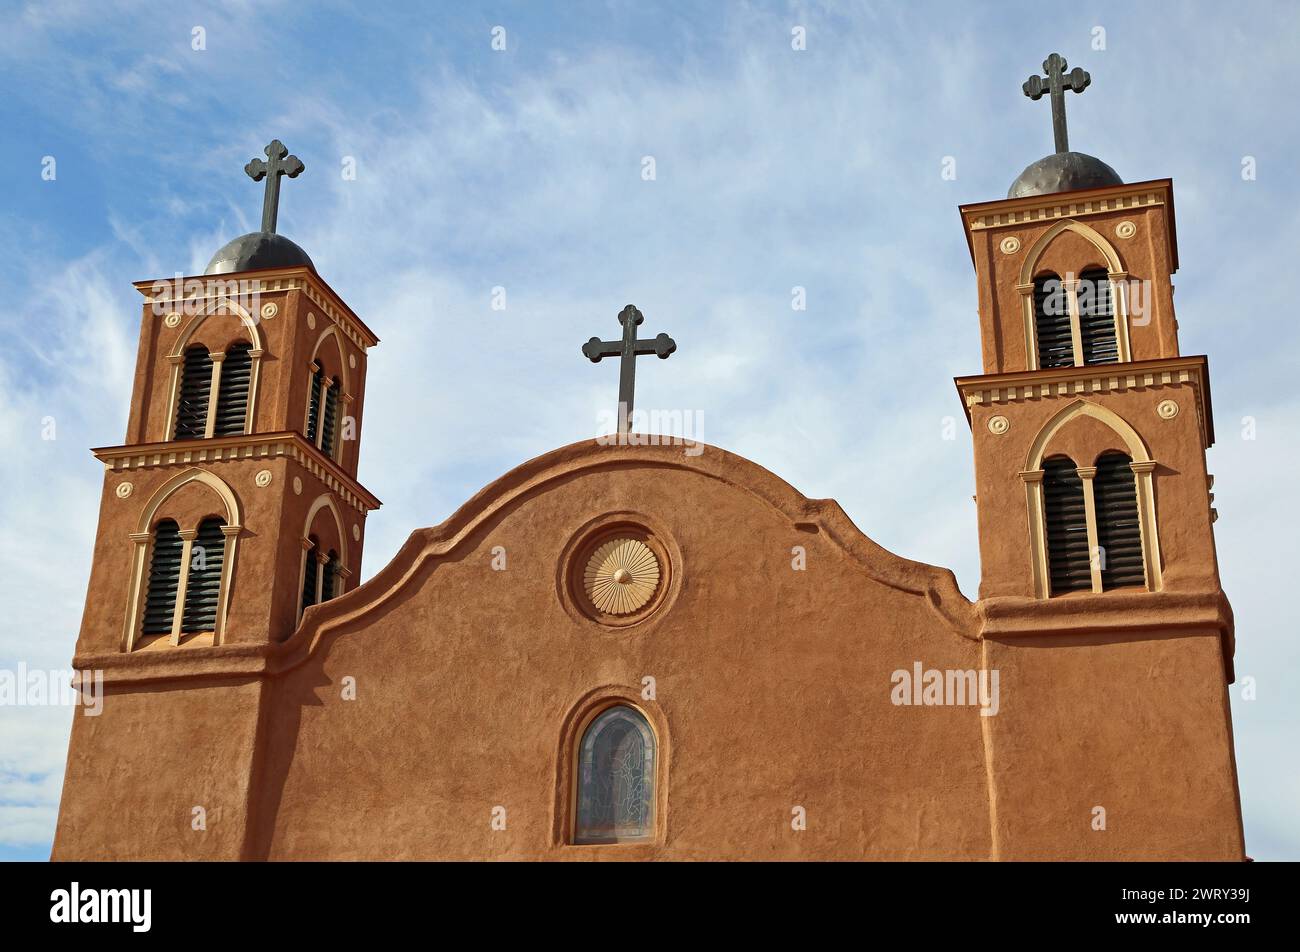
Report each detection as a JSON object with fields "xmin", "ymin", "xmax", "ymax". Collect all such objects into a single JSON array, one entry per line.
[
  {"xmin": 244, "ymin": 139, "xmax": 305, "ymax": 234},
  {"xmin": 582, "ymin": 304, "xmax": 677, "ymax": 437},
  {"xmin": 1022, "ymin": 53, "xmax": 1091, "ymax": 154}
]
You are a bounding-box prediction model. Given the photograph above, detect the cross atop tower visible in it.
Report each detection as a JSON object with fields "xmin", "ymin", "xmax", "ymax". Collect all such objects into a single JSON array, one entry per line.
[
  {"xmin": 1023, "ymin": 53, "xmax": 1091, "ymax": 154},
  {"xmin": 582, "ymin": 304, "xmax": 677, "ymax": 437},
  {"xmin": 244, "ymin": 139, "xmax": 305, "ymax": 234}
]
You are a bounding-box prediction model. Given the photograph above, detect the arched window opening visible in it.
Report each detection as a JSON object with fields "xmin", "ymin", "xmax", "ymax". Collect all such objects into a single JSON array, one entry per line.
[
  {"xmin": 305, "ymin": 365, "xmax": 324, "ymax": 444},
  {"xmin": 174, "ymin": 346, "xmax": 213, "ymax": 440},
  {"xmin": 213, "ymin": 342, "xmax": 253, "ymax": 436},
  {"xmin": 301, "ymin": 536, "xmax": 320, "ymax": 612},
  {"xmin": 321, "ymin": 549, "xmax": 340, "ymax": 602},
  {"xmin": 320, "ymin": 377, "xmax": 341, "ymax": 458},
  {"xmin": 1033, "ymin": 273, "xmax": 1073, "ymax": 369},
  {"xmin": 141, "ymin": 520, "xmax": 184, "ymax": 636},
  {"xmin": 1077, "ymin": 268, "xmax": 1119, "ymax": 365},
  {"xmin": 1094, "ymin": 452, "xmax": 1146, "ymax": 589},
  {"xmin": 181, "ymin": 518, "xmax": 226, "ymax": 633},
  {"xmin": 1043, "ymin": 456, "xmax": 1091, "ymax": 594},
  {"xmin": 574, "ymin": 705, "xmax": 656, "ymax": 844}
]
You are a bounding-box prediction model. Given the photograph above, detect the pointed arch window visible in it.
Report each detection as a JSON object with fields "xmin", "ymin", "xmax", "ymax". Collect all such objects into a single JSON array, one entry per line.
[
  {"xmin": 1042, "ymin": 456, "xmax": 1092, "ymax": 594},
  {"xmin": 1077, "ymin": 268, "xmax": 1119, "ymax": 365},
  {"xmin": 1024, "ymin": 404, "xmax": 1162, "ymax": 597},
  {"xmin": 574, "ymin": 705, "xmax": 657, "ymax": 844},
  {"xmin": 174, "ymin": 347, "xmax": 213, "ymax": 440},
  {"xmin": 141, "ymin": 520, "xmax": 184, "ymax": 635},
  {"xmin": 138, "ymin": 516, "xmax": 230, "ymax": 645},
  {"xmin": 1093, "ymin": 452, "xmax": 1146, "ymax": 589},
  {"xmin": 212, "ymin": 342, "xmax": 253, "ymax": 436},
  {"xmin": 1033, "ymin": 273, "xmax": 1074, "ymax": 370}
]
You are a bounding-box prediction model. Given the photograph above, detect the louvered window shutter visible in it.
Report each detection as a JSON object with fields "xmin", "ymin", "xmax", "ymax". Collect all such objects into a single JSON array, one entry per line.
[
  {"xmin": 1093, "ymin": 453, "xmax": 1146, "ymax": 589},
  {"xmin": 305, "ymin": 366, "xmax": 324, "ymax": 443},
  {"xmin": 301, "ymin": 539, "xmax": 319, "ymax": 611},
  {"xmin": 174, "ymin": 347, "xmax": 214, "ymax": 439},
  {"xmin": 181, "ymin": 518, "xmax": 225, "ymax": 633},
  {"xmin": 1042, "ymin": 457, "xmax": 1092, "ymax": 594},
  {"xmin": 1033, "ymin": 274, "xmax": 1073, "ymax": 369},
  {"xmin": 213, "ymin": 343, "xmax": 253, "ymax": 436},
  {"xmin": 1078, "ymin": 268, "xmax": 1119, "ymax": 365},
  {"xmin": 321, "ymin": 551, "xmax": 339, "ymax": 602},
  {"xmin": 142, "ymin": 520, "xmax": 184, "ymax": 635},
  {"xmin": 320, "ymin": 379, "xmax": 340, "ymax": 458}
]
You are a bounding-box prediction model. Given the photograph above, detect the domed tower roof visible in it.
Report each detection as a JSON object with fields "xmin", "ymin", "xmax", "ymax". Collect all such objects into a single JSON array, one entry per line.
[
  {"xmin": 205, "ymin": 231, "xmax": 315, "ymax": 275},
  {"xmin": 1008, "ymin": 151, "xmax": 1122, "ymax": 199},
  {"xmin": 205, "ymin": 139, "xmax": 313, "ymax": 275},
  {"xmin": 1011, "ymin": 53, "xmax": 1120, "ymax": 199}
]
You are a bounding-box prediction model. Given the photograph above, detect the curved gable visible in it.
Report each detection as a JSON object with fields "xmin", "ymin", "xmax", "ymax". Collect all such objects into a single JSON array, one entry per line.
[{"xmin": 279, "ymin": 439, "xmax": 978, "ymax": 669}]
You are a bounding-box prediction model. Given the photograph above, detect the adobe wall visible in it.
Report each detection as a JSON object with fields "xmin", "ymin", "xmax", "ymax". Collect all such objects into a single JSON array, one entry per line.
[
  {"xmin": 252, "ymin": 444, "xmax": 993, "ymax": 859},
  {"xmin": 983, "ymin": 627, "xmax": 1244, "ymax": 860},
  {"xmin": 51, "ymin": 678, "xmax": 266, "ymax": 860}
]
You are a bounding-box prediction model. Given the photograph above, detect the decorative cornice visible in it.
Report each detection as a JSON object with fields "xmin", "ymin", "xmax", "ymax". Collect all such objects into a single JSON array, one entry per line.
[
  {"xmin": 91, "ymin": 431, "xmax": 381, "ymax": 514},
  {"xmin": 963, "ymin": 185, "xmax": 1166, "ymax": 232},
  {"xmin": 954, "ymin": 356, "xmax": 1214, "ymax": 448},
  {"xmin": 956, "ymin": 178, "xmax": 1179, "ymax": 273},
  {"xmin": 132, "ymin": 267, "xmax": 379, "ymax": 352}
]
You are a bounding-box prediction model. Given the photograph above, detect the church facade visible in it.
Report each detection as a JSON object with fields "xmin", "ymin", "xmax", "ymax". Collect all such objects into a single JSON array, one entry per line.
[{"xmin": 52, "ymin": 62, "xmax": 1246, "ymax": 861}]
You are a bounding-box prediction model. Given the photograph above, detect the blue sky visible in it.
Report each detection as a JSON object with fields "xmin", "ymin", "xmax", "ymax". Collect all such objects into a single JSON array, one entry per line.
[{"xmin": 1, "ymin": 0, "xmax": 1296, "ymax": 860}]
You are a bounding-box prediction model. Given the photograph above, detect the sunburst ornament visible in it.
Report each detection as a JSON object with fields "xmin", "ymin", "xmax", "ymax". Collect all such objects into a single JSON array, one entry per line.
[{"xmin": 583, "ymin": 538, "xmax": 661, "ymax": 615}]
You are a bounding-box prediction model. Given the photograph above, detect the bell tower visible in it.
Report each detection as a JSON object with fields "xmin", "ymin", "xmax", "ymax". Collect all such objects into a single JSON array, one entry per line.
[
  {"xmin": 53, "ymin": 141, "xmax": 380, "ymax": 859},
  {"xmin": 957, "ymin": 53, "xmax": 1225, "ymax": 620},
  {"xmin": 955, "ymin": 55, "xmax": 1244, "ymax": 859}
]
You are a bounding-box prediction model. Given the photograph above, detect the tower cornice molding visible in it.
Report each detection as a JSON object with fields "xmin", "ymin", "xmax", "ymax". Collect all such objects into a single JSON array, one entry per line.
[
  {"xmin": 91, "ymin": 431, "xmax": 381, "ymax": 514},
  {"xmin": 958, "ymin": 178, "xmax": 1178, "ymax": 273},
  {"xmin": 954, "ymin": 355, "xmax": 1214, "ymax": 448},
  {"xmin": 133, "ymin": 267, "xmax": 379, "ymax": 352}
]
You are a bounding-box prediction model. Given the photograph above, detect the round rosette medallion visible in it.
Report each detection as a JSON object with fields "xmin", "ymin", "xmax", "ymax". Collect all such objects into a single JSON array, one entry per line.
[
  {"xmin": 560, "ymin": 515, "xmax": 678, "ymax": 628},
  {"xmin": 584, "ymin": 538, "xmax": 660, "ymax": 615}
]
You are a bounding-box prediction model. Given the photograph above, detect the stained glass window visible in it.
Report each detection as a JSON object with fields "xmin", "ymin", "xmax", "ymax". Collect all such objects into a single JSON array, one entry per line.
[{"xmin": 575, "ymin": 705, "xmax": 656, "ymax": 844}]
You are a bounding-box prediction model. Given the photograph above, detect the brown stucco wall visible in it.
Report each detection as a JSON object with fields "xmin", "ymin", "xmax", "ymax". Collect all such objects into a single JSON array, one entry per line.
[
  {"xmin": 252, "ymin": 444, "xmax": 991, "ymax": 860},
  {"xmin": 52, "ymin": 679, "xmax": 266, "ymax": 860},
  {"xmin": 983, "ymin": 628, "xmax": 1244, "ymax": 860}
]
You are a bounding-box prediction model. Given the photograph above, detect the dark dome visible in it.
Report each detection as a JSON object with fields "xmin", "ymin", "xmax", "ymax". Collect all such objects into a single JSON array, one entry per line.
[
  {"xmin": 1008, "ymin": 151, "xmax": 1122, "ymax": 199},
  {"xmin": 204, "ymin": 231, "xmax": 315, "ymax": 275}
]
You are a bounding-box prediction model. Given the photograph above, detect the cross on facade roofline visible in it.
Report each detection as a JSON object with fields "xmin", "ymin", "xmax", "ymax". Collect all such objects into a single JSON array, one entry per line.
[
  {"xmin": 582, "ymin": 304, "xmax": 677, "ymax": 437},
  {"xmin": 244, "ymin": 139, "xmax": 305, "ymax": 234},
  {"xmin": 1023, "ymin": 53, "xmax": 1091, "ymax": 154}
]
